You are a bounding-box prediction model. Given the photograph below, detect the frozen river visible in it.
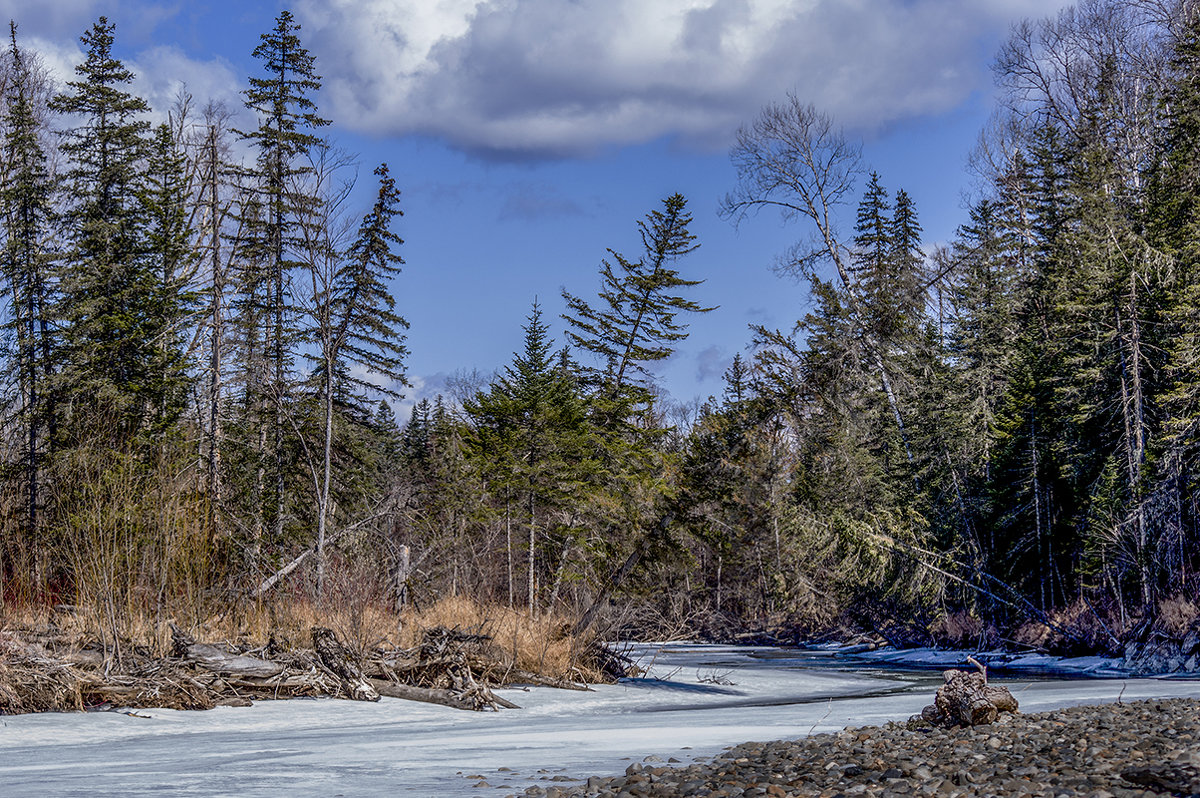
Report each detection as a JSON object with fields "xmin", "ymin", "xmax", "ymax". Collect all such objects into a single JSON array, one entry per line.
[{"xmin": 3, "ymin": 643, "xmax": 1199, "ymax": 797}]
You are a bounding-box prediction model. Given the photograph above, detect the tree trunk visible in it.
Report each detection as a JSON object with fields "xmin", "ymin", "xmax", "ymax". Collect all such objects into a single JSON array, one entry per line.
[
  {"xmin": 369, "ymin": 679, "xmax": 485, "ymax": 711},
  {"xmin": 315, "ymin": 349, "xmax": 334, "ymax": 601},
  {"xmin": 205, "ymin": 122, "xmax": 224, "ymax": 541},
  {"xmin": 312, "ymin": 626, "xmax": 379, "ymax": 702},
  {"xmin": 527, "ymin": 492, "xmax": 536, "ymax": 616},
  {"xmin": 505, "ymin": 499, "xmax": 513, "ymax": 608},
  {"xmin": 393, "ymin": 544, "xmax": 410, "ymax": 612},
  {"xmin": 1118, "ymin": 267, "xmax": 1151, "ymax": 609}
]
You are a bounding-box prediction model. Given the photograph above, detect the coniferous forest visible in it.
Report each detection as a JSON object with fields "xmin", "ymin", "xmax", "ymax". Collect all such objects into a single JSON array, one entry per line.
[{"xmin": 2, "ymin": 2, "xmax": 1199, "ymax": 657}]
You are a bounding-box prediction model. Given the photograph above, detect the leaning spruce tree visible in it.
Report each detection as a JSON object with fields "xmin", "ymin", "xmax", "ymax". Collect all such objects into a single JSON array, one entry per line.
[
  {"xmin": 309, "ymin": 163, "xmax": 409, "ymax": 599},
  {"xmin": 561, "ymin": 194, "xmax": 713, "ymax": 633},
  {"xmin": 562, "ymin": 193, "xmax": 712, "ymax": 403}
]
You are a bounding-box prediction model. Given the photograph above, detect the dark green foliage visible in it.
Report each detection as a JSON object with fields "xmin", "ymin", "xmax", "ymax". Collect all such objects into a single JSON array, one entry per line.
[
  {"xmin": 679, "ymin": 359, "xmax": 791, "ymax": 621},
  {"xmin": 50, "ymin": 18, "xmax": 185, "ymax": 444},
  {"xmin": 236, "ymin": 9, "xmax": 330, "ymax": 547},
  {"xmin": 466, "ymin": 301, "xmax": 599, "ymax": 611},
  {"xmin": 142, "ymin": 122, "xmax": 197, "ymax": 431},
  {"xmin": 327, "ymin": 163, "xmax": 409, "ymax": 405},
  {"xmin": 0, "ymin": 22, "xmax": 55, "ymax": 543},
  {"xmin": 562, "ymin": 193, "xmax": 711, "ymax": 398},
  {"xmin": 1148, "ymin": 14, "xmax": 1200, "ymax": 258}
]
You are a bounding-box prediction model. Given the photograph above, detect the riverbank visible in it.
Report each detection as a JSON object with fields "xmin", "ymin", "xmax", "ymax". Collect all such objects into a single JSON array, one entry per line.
[{"xmin": 527, "ymin": 697, "xmax": 1200, "ymax": 798}]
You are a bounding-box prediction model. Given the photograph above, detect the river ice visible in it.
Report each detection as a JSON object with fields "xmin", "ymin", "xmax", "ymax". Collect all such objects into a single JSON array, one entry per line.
[{"xmin": 2, "ymin": 643, "xmax": 1198, "ymax": 797}]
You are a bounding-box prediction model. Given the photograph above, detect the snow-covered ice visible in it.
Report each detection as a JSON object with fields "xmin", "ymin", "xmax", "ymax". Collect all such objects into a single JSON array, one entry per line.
[{"xmin": 2, "ymin": 643, "xmax": 1198, "ymax": 797}]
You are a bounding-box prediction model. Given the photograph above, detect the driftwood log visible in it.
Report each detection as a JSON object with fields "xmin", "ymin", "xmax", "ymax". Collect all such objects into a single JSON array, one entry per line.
[
  {"xmin": 170, "ymin": 623, "xmax": 284, "ymax": 679},
  {"xmin": 920, "ymin": 657, "xmax": 1018, "ymax": 727},
  {"xmin": 509, "ymin": 670, "xmax": 592, "ymax": 692}
]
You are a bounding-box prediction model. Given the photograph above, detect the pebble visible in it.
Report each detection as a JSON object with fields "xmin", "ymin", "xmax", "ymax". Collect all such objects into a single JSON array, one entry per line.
[{"xmin": 511, "ymin": 698, "xmax": 1200, "ymax": 798}]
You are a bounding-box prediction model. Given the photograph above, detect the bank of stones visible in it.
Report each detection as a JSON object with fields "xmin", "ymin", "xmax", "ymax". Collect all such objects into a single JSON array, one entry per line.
[{"xmin": 510, "ymin": 698, "xmax": 1200, "ymax": 798}]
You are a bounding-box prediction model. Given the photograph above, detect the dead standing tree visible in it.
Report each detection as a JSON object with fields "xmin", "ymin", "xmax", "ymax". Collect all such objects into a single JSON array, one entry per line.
[{"xmin": 719, "ymin": 96, "xmax": 915, "ymax": 465}]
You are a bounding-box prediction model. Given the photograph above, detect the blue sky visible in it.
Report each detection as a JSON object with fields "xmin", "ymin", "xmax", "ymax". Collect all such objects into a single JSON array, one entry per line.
[{"xmin": 3, "ymin": 0, "xmax": 1072, "ymax": 413}]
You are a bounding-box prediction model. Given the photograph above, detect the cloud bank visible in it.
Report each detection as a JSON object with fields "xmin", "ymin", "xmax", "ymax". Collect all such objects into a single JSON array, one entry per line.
[{"xmin": 296, "ymin": 0, "xmax": 1069, "ymax": 159}]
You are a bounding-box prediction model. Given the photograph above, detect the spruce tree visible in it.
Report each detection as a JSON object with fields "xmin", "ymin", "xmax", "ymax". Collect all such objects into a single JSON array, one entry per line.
[
  {"xmin": 888, "ymin": 188, "xmax": 926, "ymax": 333},
  {"xmin": 0, "ymin": 22, "xmax": 55, "ymax": 552},
  {"xmin": 50, "ymin": 17, "xmax": 164, "ymax": 443},
  {"xmin": 851, "ymin": 171, "xmax": 891, "ymax": 321},
  {"xmin": 327, "ymin": 164, "xmax": 409, "ymax": 404},
  {"xmin": 308, "ymin": 163, "xmax": 408, "ymax": 598},
  {"xmin": 142, "ymin": 121, "xmax": 196, "ymax": 432},
  {"xmin": 850, "ymin": 175, "xmax": 927, "ymax": 469},
  {"xmin": 560, "ymin": 194, "xmax": 714, "ymax": 612},
  {"xmin": 467, "ymin": 301, "xmax": 596, "ymax": 613},
  {"xmin": 562, "ymin": 193, "xmax": 711, "ymax": 401},
  {"xmin": 944, "ymin": 200, "xmax": 1020, "ymax": 503},
  {"xmin": 238, "ymin": 10, "xmax": 330, "ymax": 548}
]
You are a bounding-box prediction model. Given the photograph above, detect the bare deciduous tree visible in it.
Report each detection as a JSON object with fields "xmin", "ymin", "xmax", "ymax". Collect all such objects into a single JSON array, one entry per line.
[{"xmin": 719, "ymin": 95, "xmax": 862, "ymax": 285}]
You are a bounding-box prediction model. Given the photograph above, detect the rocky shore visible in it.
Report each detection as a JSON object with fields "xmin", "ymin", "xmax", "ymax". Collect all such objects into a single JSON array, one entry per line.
[{"xmin": 511, "ymin": 698, "xmax": 1200, "ymax": 798}]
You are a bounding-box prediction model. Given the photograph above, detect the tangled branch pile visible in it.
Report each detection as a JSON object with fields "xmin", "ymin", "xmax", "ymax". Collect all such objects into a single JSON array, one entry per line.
[{"xmin": 0, "ymin": 621, "xmax": 627, "ymax": 716}]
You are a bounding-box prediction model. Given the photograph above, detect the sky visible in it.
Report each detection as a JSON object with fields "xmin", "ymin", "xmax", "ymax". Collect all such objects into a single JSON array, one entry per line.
[{"xmin": 1, "ymin": 0, "xmax": 1075, "ymax": 415}]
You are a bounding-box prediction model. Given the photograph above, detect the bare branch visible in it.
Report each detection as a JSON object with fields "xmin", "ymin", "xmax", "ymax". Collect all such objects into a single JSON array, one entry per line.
[{"xmin": 719, "ymin": 95, "xmax": 861, "ymax": 286}]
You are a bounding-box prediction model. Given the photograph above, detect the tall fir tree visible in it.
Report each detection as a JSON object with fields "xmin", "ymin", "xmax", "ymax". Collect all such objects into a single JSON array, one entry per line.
[{"xmin": 142, "ymin": 121, "xmax": 197, "ymax": 433}]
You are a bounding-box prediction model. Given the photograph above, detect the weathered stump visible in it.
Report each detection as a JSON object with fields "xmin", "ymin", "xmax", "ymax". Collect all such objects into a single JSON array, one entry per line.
[
  {"xmin": 919, "ymin": 658, "xmax": 1018, "ymax": 727},
  {"xmin": 312, "ymin": 627, "xmax": 379, "ymax": 702}
]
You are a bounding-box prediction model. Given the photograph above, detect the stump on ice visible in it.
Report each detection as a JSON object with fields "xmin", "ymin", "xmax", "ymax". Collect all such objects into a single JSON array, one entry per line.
[{"xmin": 920, "ymin": 656, "xmax": 1018, "ymax": 727}]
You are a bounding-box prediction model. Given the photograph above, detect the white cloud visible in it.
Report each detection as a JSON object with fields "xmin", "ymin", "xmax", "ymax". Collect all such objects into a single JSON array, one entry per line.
[
  {"xmin": 26, "ymin": 34, "xmax": 246, "ymax": 131},
  {"xmin": 296, "ymin": 0, "xmax": 1073, "ymax": 159},
  {"xmin": 128, "ymin": 46, "xmax": 245, "ymax": 126},
  {"xmin": 23, "ymin": 35, "xmax": 83, "ymax": 91}
]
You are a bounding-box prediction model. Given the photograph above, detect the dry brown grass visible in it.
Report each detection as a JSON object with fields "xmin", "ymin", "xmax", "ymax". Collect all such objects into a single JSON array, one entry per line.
[
  {"xmin": 0, "ymin": 593, "xmax": 598, "ymax": 681},
  {"xmin": 1158, "ymin": 595, "xmax": 1200, "ymax": 637},
  {"xmin": 401, "ymin": 595, "xmax": 593, "ymax": 679},
  {"xmin": 928, "ymin": 610, "xmax": 985, "ymax": 648},
  {"xmin": 1010, "ymin": 598, "xmax": 1127, "ymax": 654}
]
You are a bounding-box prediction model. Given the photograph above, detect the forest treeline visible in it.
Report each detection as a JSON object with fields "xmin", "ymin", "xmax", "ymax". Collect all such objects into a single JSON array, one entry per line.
[{"xmin": 2, "ymin": 1, "xmax": 1199, "ymax": 653}]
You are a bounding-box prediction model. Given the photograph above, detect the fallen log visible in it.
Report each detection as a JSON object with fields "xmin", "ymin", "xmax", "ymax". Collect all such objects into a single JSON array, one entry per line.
[
  {"xmin": 508, "ymin": 670, "xmax": 593, "ymax": 692},
  {"xmin": 171, "ymin": 624, "xmax": 284, "ymax": 679},
  {"xmin": 919, "ymin": 657, "xmax": 1018, "ymax": 727},
  {"xmin": 369, "ymin": 678, "xmax": 498, "ymax": 711}
]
